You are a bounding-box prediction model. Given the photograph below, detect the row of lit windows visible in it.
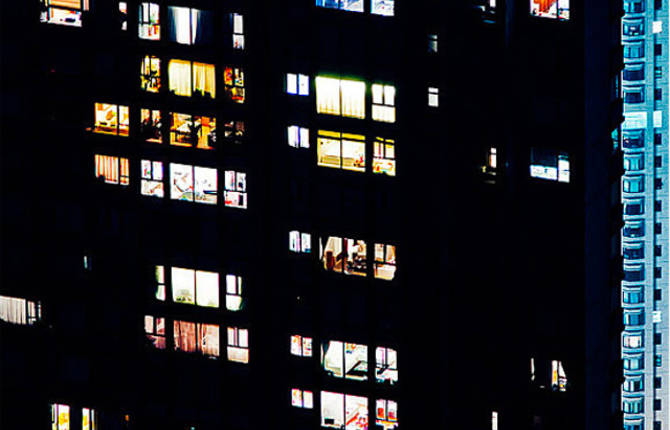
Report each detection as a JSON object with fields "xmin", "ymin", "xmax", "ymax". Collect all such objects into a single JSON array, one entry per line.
[
  {"xmin": 41, "ymin": 1, "xmax": 244, "ymax": 49},
  {"xmin": 288, "ymin": 74, "xmax": 439, "ymax": 111},
  {"xmin": 96, "ymin": 104, "xmax": 246, "ymax": 146},
  {"xmin": 530, "ymin": 358, "xmax": 568, "ymax": 392},
  {"xmin": 153, "ymin": 266, "xmax": 244, "ymax": 311},
  {"xmin": 291, "ymin": 336, "xmax": 398, "ymax": 385},
  {"xmin": 529, "ymin": 148, "xmax": 570, "ymax": 183},
  {"xmin": 144, "ymin": 315, "xmax": 249, "ymax": 363},
  {"xmin": 141, "ymin": 5, "xmax": 244, "ymax": 49},
  {"xmin": 290, "ymin": 233, "xmax": 396, "ymax": 280},
  {"xmin": 316, "ymin": 0, "xmax": 394, "ymax": 16},
  {"xmin": 289, "ymin": 390, "xmax": 398, "ymax": 430},
  {"xmin": 40, "ymin": 0, "xmax": 569, "ymax": 29},
  {"xmin": 289, "ymin": 126, "xmax": 397, "ymax": 176},
  {"xmin": 319, "ymin": 237, "xmax": 396, "ymax": 280},
  {"xmin": 138, "ymin": 58, "xmax": 244, "ymax": 102},
  {"xmin": 51, "ymin": 403, "xmax": 97, "ymax": 430},
  {"xmin": 95, "ymin": 155, "xmax": 247, "ymax": 208},
  {"xmin": 0, "ymin": 295, "xmax": 41, "ymax": 326}
]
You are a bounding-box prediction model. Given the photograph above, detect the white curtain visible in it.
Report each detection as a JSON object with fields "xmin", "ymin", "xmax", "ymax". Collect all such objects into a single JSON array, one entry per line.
[
  {"xmin": 341, "ymin": 80, "xmax": 365, "ymax": 119},
  {"xmin": 172, "ymin": 7, "xmax": 191, "ymax": 44},
  {"xmin": 0, "ymin": 296, "xmax": 27, "ymax": 325},
  {"xmin": 316, "ymin": 77, "xmax": 341, "ymax": 115}
]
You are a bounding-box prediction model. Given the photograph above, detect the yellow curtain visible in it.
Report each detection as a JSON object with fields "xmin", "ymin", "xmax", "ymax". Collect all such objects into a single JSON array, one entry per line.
[
  {"xmin": 169, "ymin": 59, "xmax": 192, "ymax": 97},
  {"xmin": 193, "ymin": 62, "xmax": 216, "ymax": 98}
]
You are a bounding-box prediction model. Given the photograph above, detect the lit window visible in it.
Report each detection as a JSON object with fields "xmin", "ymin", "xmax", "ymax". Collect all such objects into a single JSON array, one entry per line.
[
  {"xmin": 376, "ymin": 399, "xmax": 398, "ymax": 430},
  {"xmin": 141, "ymin": 160, "xmax": 164, "ymax": 198},
  {"xmin": 140, "ymin": 109, "xmax": 161, "ymax": 143},
  {"xmin": 530, "ymin": 0, "xmax": 569, "ymax": 20},
  {"xmin": 225, "ymin": 274, "xmax": 244, "ymax": 311},
  {"xmin": 231, "ymin": 13, "xmax": 244, "ymax": 49},
  {"xmin": 492, "ymin": 411, "xmax": 498, "ymax": 430},
  {"xmin": 171, "ymin": 267, "xmax": 219, "ymax": 308},
  {"xmin": 41, "ymin": 0, "xmax": 88, "ymax": 27},
  {"xmin": 94, "ymin": 103, "xmax": 129, "ymax": 136},
  {"xmin": 489, "ymin": 147, "xmax": 497, "ymax": 169},
  {"xmin": 482, "ymin": 147, "xmax": 497, "ymax": 177},
  {"xmin": 623, "ymin": 332, "xmax": 643, "ymax": 348},
  {"xmin": 290, "ymin": 231, "xmax": 312, "ymax": 253},
  {"xmin": 428, "ymin": 34, "xmax": 438, "ymax": 53},
  {"xmin": 82, "ymin": 407, "xmax": 97, "ymax": 430},
  {"xmin": 428, "ymin": 87, "xmax": 439, "ymax": 107},
  {"xmin": 529, "ymin": 148, "xmax": 570, "ymax": 183},
  {"xmin": 167, "ymin": 7, "xmax": 213, "ymax": 45},
  {"xmin": 140, "ymin": 56, "xmax": 161, "ymax": 93},
  {"xmin": 227, "ymin": 326, "xmax": 249, "ymax": 363},
  {"xmin": 51, "ymin": 403, "xmax": 70, "ymax": 430},
  {"xmin": 168, "ymin": 59, "xmax": 216, "ymax": 99},
  {"xmin": 550, "ymin": 360, "xmax": 567, "ymax": 391},
  {"xmin": 144, "ymin": 315, "xmax": 166, "ymax": 349},
  {"xmin": 119, "ymin": 2, "xmax": 127, "ymax": 30},
  {"xmin": 287, "ymin": 73, "xmax": 310, "ymax": 95},
  {"xmin": 375, "ymin": 346, "xmax": 398, "ymax": 384},
  {"xmin": 373, "ymin": 137, "xmax": 395, "ymax": 176},
  {"xmin": 320, "ymin": 236, "xmax": 367, "ymax": 276},
  {"xmin": 374, "ymin": 244, "xmax": 396, "ymax": 281},
  {"xmin": 288, "ymin": 126, "xmax": 310, "ymax": 148},
  {"xmin": 291, "ymin": 335, "xmax": 313, "ymax": 357},
  {"xmin": 292, "ymin": 389, "xmax": 314, "ymax": 408},
  {"xmin": 174, "ymin": 320, "xmax": 220, "ymax": 358},
  {"xmin": 0, "ymin": 295, "xmax": 41, "ymax": 325},
  {"xmin": 224, "ymin": 170, "xmax": 247, "ymax": 208},
  {"xmin": 321, "ymin": 340, "xmax": 368, "ymax": 381},
  {"xmin": 317, "ymin": 130, "xmax": 366, "ymax": 172},
  {"xmin": 224, "ymin": 120, "xmax": 245, "ymax": 144},
  {"xmin": 169, "ymin": 113, "xmax": 216, "ymax": 149},
  {"xmin": 653, "ymin": 20, "xmax": 662, "ymax": 33},
  {"xmin": 138, "ymin": 3, "xmax": 160, "ymax": 40},
  {"xmin": 316, "ymin": 77, "xmax": 366, "ymax": 119},
  {"xmin": 320, "ymin": 391, "xmax": 368, "ymax": 430},
  {"xmin": 154, "ymin": 266, "xmax": 166, "ymax": 300},
  {"xmin": 224, "ymin": 67, "xmax": 245, "ymax": 103},
  {"xmin": 169, "ymin": 163, "xmax": 217, "ymax": 204},
  {"xmin": 94, "ymin": 155, "xmax": 130, "ymax": 186},
  {"xmin": 371, "ymin": 84, "xmax": 396, "ymax": 123},
  {"xmin": 315, "ymin": 0, "xmax": 363, "ymax": 13},
  {"xmin": 371, "ymin": 0, "xmax": 394, "ymax": 15}
]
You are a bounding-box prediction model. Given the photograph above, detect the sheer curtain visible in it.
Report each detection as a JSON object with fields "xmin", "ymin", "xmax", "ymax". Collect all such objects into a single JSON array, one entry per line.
[
  {"xmin": 168, "ymin": 6, "xmax": 191, "ymax": 44},
  {"xmin": 341, "ymin": 80, "xmax": 365, "ymax": 119},
  {"xmin": 316, "ymin": 77, "xmax": 341, "ymax": 115},
  {"xmin": 200, "ymin": 324, "xmax": 220, "ymax": 357},
  {"xmin": 168, "ymin": 59, "xmax": 192, "ymax": 96},
  {"xmin": 0, "ymin": 296, "xmax": 26, "ymax": 325},
  {"xmin": 193, "ymin": 62, "xmax": 216, "ymax": 98},
  {"xmin": 174, "ymin": 320, "xmax": 197, "ymax": 353}
]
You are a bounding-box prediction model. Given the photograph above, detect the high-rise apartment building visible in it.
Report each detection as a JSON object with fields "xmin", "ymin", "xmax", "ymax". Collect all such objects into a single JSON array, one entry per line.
[
  {"xmin": 1, "ymin": 1, "xmax": 623, "ymax": 429},
  {"xmin": 621, "ymin": 0, "xmax": 670, "ymax": 428}
]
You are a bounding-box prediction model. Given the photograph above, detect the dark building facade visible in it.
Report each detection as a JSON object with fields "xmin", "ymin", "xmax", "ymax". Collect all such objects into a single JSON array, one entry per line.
[{"xmin": 1, "ymin": 0, "xmax": 623, "ymax": 429}]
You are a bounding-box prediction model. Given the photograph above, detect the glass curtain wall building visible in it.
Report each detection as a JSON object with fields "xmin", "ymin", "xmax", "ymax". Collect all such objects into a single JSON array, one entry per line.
[{"xmin": 621, "ymin": 0, "xmax": 670, "ymax": 428}]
